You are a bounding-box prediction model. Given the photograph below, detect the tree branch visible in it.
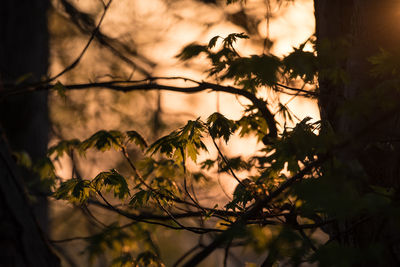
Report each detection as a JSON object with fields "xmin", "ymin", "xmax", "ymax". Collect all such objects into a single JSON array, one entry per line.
[
  {"xmin": 2, "ymin": 78, "xmax": 278, "ymax": 140},
  {"xmin": 274, "ymin": 83, "xmax": 318, "ymax": 97},
  {"xmin": 58, "ymin": 0, "xmax": 154, "ymax": 77},
  {"xmin": 49, "ymin": 0, "xmax": 113, "ymax": 82}
]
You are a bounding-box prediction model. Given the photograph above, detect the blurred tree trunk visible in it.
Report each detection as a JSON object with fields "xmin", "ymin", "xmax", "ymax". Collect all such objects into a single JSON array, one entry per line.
[
  {"xmin": 0, "ymin": 130, "xmax": 59, "ymax": 266},
  {"xmin": 315, "ymin": 0, "xmax": 400, "ymax": 263},
  {"xmin": 0, "ymin": 0, "xmax": 50, "ymax": 227},
  {"xmin": 0, "ymin": 0, "xmax": 59, "ymax": 266}
]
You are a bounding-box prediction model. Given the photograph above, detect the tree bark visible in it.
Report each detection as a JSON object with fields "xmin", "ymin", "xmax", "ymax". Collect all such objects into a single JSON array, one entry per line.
[{"xmin": 315, "ymin": 0, "xmax": 400, "ymax": 263}]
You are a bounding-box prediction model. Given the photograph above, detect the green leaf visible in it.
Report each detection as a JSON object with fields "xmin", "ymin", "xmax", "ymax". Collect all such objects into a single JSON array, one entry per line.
[
  {"xmin": 54, "ymin": 178, "xmax": 92, "ymax": 203},
  {"xmin": 130, "ymin": 189, "xmax": 152, "ymax": 207},
  {"xmin": 222, "ymin": 32, "xmax": 249, "ymax": 48},
  {"xmin": 218, "ymin": 156, "xmax": 251, "ymax": 172},
  {"xmin": 47, "ymin": 139, "xmax": 81, "ymax": 159},
  {"xmin": 12, "ymin": 151, "xmax": 32, "ymax": 169},
  {"xmin": 208, "ymin": 35, "xmax": 220, "ymax": 48},
  {"xmin": 147, "ymin": 133, "xmax": 177, "ymax": 157},
  {"xmin": 33, "ymin": 157, "xmax": 58, "ymax": 190},
  {"xmin": 265, "ymin": 118, "xmax": 325, "ymax": 175},
  {"xmin": 54, "ymin": 179, "xmax": 78, "ymax": 200},
  {"xmin": 53, "ymin": 81, "xmax": 67, "ymax": 99},
  {"xmin": 200, "ymin": 159, "xmax": 216, "ymax": 170},
  {"xmin": 147, "ymin": 118, "xmax": 207, "ymax": 163},
  {"xmin": 192, "ymin": 171, "xmax": 210, "ymax": 182},
  {"xmin": 207, "ymin": 112, "xmax": 237, "ymax": 142},
  {"xmin": 222, "ymin": 54, "xmax": 281, "ymax": 87},
  {"xmin": 229, "ymin": 178, "xmax": 254, "ymax": 209},
  {"xmin": 80, "ymin": 130, "xmax": 124, "ymax": 152},
  {"xmin": 176, "ymin": 43, "xmax": 207, "ymax": 60},
  {"xmin": 126, "ymin": 130, "xmax": 148, "ymax": 149},
  {"xmin": 93, "ymin": 169, "xmax": 130, "ymax": 199},
  {"xmin": 110, "ymin": 253, "xmax": 133, "ymax": 267},
  {"xmin": 135, "ymin": 251, "xmax": 165, "ymax": 267},
  {"xmin": 236, "ymin": 111, "xmax": 269, "ymax": 141},
  {"xmin": 283, "ymin": 45, "xmax": 317, "ymax": 83},
  {"xmin": 72, "ymin": 180, "xmax": 91, "ymax": 200},
  {"xmin": 204, "ymin": 204, "xmax": 218, "ymax": 220}
]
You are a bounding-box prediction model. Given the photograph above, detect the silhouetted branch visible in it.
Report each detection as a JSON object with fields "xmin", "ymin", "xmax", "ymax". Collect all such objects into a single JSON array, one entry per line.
[
  {"xmin": 172, "ymin": 244, "xmax": 201, "ymax": 267},
  {"xmin": 275, "ymin": 83, "xmax": 318, "ymax": 97},
  {"xmin": 50, "ymin": 0, "xmax": 114, "ymax": 82},
  {"xmin": 58, "ymin": 0, "xmax": 154, "ymax": 77},
  {"xmin": 87, "ymin": 198, "xmax": 241, "ymax": 220},
  {"xmin": 2, "ymin": 77, "xmax": 278, "ymax": 140},
  {"xmin": 95, "ymin": 190, "xmax": 222, "ymax": 234},
  {"xmin": 50, "ymin": 221, "xmax": 137, "ymax": 243}
]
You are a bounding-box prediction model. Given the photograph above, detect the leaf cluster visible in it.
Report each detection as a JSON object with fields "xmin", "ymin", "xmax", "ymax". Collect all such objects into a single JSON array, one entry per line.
[
  {"xmin": 177, "ymin": 33, "xmax": 318, "ymax": 93},
  {"xmin": 46, "ymin": 28, "xmax": 400, "ymax": 267}
]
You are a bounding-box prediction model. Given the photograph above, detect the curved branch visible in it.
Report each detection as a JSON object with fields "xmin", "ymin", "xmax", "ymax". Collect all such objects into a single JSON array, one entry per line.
[
  {"xmin": 87, "ymin": 198, "xmax": 240, "ymax": 220},
  {"xmin": 2, "ymin": 78, "xmax": 278, "ymax": 140},
  {"xmin": 275, "ymin": 83, "xmax": 318, "ymax": 97},
  {"xmin": 95, "ymin": 191, "xmax": 223, "ymax": 234},
  {"xmin": 49, "ymin": 0, "xmax": 113, "ymax": 82},
  {"xmin": 172, "ymin": 244, "xmax": 201, "ymax": 267},
  {"xmin": 58, "ymin": 0, "xmax": 154, "ymax": 77}
]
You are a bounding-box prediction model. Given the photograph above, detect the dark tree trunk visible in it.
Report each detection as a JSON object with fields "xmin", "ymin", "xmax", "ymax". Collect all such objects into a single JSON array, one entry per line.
[
  {"xmin": 315, "ymin": 0, "xmax": 400, "ymax": 263},
  {"xmin": 0, "ymin": 0, "xmax": 59, "ymax": 265},
  {"xmin": 0, "ymin": 129, "xmax": 59, "ymax": 266},
  {"xmin": 0, "ymin": 0, "xmax": 50, "ymax": 229}
]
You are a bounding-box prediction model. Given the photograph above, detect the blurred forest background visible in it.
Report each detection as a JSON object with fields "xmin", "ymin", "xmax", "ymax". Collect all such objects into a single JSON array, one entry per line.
[
  {"xmin": 4, "ymin": 0, "xmax": 400, "ymax": 266},
  {"xmin": 47, "ymin": 1, "xmax": 315, "ymax": 266},
  {"xmin": 1, "ymin": 0, "xmax": 316, "ymax": 266}
]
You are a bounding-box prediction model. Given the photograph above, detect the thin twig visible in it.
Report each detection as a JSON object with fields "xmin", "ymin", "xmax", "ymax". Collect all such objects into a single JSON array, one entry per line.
[
  {"xmin": 172, "ymin": 244, "xmax": 201, "ymax": 267},
  {"xmin": 121, "ymin": 147, "xmax": 154, "ymax": 192},
  {"xmin": 275, "ymin": 83, "xmax": 318, "ymax": 96},
  {"xmin": 211, "ymin": 136, "xmax": 245, "ymax": 187},
  {"xmin": 50, "ymin": 221, "xmax": 136, "ymax": 243},
  {"xmin": 96, "ymin": 189, "xmax": 221, "ymax": 233},
  {"xmin": 49, "ymin": 0, "xmax": 113, "ymax": 82},
  {"xmin": 155, "ymin": 198, "xmax": 207, "ymax": 234},
  {"xmin": 80, "ymin": 204, "xmax": 107, "ymax": 228},
  {"xmin": 223, "ymin": 238, "xmax": 233, "ymax": 267}
]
